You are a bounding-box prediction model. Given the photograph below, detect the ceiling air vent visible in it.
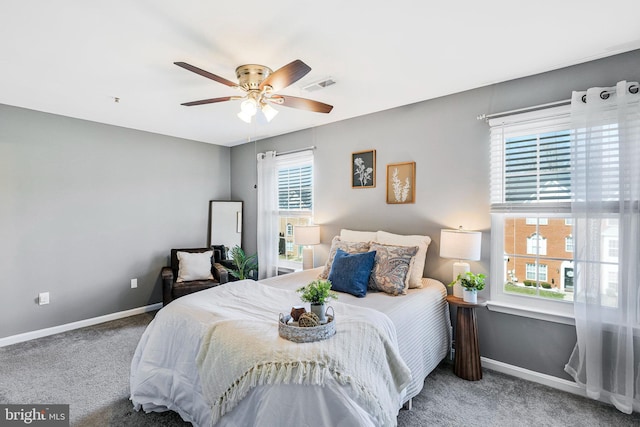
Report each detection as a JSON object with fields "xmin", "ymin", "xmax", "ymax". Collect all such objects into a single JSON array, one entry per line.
[{"xmin": 303, "ymin": 77, "xmax": 336, "ymax": 92}]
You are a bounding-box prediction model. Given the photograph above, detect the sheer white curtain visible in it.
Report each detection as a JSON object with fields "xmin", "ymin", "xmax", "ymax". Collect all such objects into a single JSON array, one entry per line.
[
  {"xmin": 256, "ymin": 149, "xmax": 314, "ymax": 278},
  {"xmin": 565, "ymin": 81, "xmax": 640, "ymax": 414},
  {"xmin": 256, "ymin": 151, "xmax": 278, "ymax": 279}
]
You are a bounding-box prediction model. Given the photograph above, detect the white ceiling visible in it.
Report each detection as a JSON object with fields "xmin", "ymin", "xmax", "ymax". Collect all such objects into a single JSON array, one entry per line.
[{"xmin": 2, "ymin": 1, "xmax": 639, "ymax": 147}]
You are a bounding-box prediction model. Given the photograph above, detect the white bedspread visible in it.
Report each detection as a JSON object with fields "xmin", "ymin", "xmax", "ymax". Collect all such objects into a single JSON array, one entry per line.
[
  {"xmin": 260, "ymin": 269, "xmax": 453, "ymax": 401},
  {"xmin": 196, "ymin": 281, "xmax": 411, "ymax": 427},
  {"xmin": 130, "ymin": 268, "xmax": 451, "ymax": 426}
]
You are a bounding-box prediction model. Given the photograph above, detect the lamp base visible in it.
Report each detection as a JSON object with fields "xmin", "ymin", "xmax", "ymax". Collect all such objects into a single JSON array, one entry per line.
[
  {"xmin": 302, "ymin": 247, "xmax": 314, "ymax": 270},
  {"xmin": 452, "ymin": 261, "xmax": 470, "ymax": 298}
]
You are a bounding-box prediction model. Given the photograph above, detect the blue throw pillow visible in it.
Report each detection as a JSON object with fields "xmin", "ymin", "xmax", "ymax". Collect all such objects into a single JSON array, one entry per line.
[{"xmin": 327, "ymin": 248, "xmax": 376, "ymax": 298}]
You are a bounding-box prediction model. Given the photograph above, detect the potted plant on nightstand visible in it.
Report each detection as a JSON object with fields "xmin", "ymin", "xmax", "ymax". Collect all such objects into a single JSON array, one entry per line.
[
  {"xmin": 449, "ymin": 272, "xmax": 486, "ymax": 304},
  {"xmin": 296, "ymin": 279, "xmax": 338, "ymax": 323}
]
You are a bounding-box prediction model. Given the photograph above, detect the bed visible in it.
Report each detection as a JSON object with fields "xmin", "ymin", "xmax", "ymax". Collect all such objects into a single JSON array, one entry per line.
[{"xmin": 131, "ymin": 230, "xmax": 452, "ymax": 426}]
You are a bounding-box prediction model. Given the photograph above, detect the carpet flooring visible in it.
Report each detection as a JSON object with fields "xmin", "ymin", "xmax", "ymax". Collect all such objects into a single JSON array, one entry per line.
[{"xmin": 1, "ymin": 311, "xmax": 639, "ymax": 426}]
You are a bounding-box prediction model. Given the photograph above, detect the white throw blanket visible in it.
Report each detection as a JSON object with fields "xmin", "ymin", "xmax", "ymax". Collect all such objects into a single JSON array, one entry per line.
[{"xmin": 195, "ymin": 280, "xmax": 411, "ymax": 427}]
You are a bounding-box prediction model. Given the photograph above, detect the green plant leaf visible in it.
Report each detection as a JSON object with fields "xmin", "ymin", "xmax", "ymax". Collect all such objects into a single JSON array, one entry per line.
[
  {"xmin": 297, "ymin": 279, "xmax": 337, "ymax": 304},
  {"xmin": 228, "ymin": 245, "xmax": 258, "ymax": 280}
]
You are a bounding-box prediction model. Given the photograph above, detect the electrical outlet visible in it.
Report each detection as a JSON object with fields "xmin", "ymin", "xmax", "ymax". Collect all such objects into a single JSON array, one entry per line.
[
  {"xmin": 130, "ymin": 278, "xmax": 138, "ymax": 289},
  {"xmin": 39, "ymin": 292, "xmax": 50, "ymax": 305}
]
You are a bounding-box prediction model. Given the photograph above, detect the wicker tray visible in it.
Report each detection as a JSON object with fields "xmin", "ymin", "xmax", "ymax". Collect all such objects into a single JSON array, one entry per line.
[{"xmin": 278, "ymin": 307, "xmax": 335, "ymax": 343}]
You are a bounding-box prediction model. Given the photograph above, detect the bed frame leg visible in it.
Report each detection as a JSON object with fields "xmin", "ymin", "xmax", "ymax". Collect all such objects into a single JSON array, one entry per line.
[{"xmin": 402, "ymin": 398, "xmax": 412, "ymax": 411}]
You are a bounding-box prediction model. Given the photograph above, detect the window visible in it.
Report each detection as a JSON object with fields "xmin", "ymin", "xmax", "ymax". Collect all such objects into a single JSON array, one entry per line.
[
  {"xmin": 539, "ymin": 264, "xmax": 548, "ymax": 282},
  {"xmin": 526, "ymin": 217, "xmax": 548, "ymax": 225},
  {"xmin": 276, "ymin": 153, "xmax": 314, "ymax": 270},
  {"xmin": 490, "ymin": 106, "xmax": 576, "ymax": 319},
  {"xmin": 526, "ymin": 233, "xmax": 547, "ymax": 255},
  {"xmin": 603, "ymin": 267, "xmax": 619, "ymax": 308},
  {"xmin": 565, "ymin": 235, "xmax": 573, "ymax": 252},
  {"xmin": 607, "ymin": 238, "xmax": 618, "ymax": 258},
  {"xmin": 490, "ymin": 104, "xmax": 626, "ymax": 321},
  {"xmin": 525, "ymin": 263, "xmax": 548, "ymax": 282}
]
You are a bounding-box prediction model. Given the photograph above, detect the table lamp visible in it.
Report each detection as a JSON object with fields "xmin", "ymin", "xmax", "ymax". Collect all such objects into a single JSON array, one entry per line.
[
  {"xmin": 440, "ymin": 227, "xmax": 482, "ymax": 298},
  {"xmin": 294, "ymin": 225, "xmax": 320, "ymax": 270}
]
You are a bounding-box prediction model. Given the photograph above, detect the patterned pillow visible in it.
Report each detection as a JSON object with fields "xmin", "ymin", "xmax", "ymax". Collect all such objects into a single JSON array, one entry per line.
[
  {"xmin": 375, "ymin": 231, "xmax": 431, "ymax": 289},
  {"xmin": 319, "ymin": 236, "xmax": 370, "ymax": 279},
  {"xmin": 368, "ymin": 243, "xmax": 418, "ymax": 295}
]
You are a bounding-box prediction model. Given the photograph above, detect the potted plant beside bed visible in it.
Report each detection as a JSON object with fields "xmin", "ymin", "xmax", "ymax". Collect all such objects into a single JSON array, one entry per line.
[
  {"xmin": 296, "ymin": 279, "xmax": 338, "ymax": 323},
  {"xmin": 449, "ymin": 272, "xmax": 486, "ymax": 304}
]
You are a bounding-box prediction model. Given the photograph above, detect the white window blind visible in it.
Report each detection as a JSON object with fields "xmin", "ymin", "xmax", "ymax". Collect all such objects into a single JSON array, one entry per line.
[
  {"xmin": 489, "ymin": 105, "xmax": 572, "ymax": 212},
  {"xmin": 572, "ymin": 122, "xmax": 621, "ymax": 204},
  {"xmin": 276, "ymin": 151, "xmax": 313, "ymax": 213},
  {"xmin": 278, "ymin": 165, "xmax": 312, "ymax": 211}
]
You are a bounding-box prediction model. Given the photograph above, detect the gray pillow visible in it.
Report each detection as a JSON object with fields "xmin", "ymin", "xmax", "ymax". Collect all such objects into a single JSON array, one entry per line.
[{"xmin": 368, "ymin": 243, "xmax": 418, "ymax": 295}]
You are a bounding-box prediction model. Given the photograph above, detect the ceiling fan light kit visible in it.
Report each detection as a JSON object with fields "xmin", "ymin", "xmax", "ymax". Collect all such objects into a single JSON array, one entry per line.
[
  {"xmin": 260, "ymin": 103, "xmax": 279, "ymax": 122},
  {"xmin": 241, "ymin": 97, "xmax": 258, "ymax": 115},
  {"xmin": 175, "ymin": 59, "xmax": 333, "ymax": 124},
  {"xmin": 240, "ymin": 102, "xmax": 270, "ymax": 124}
]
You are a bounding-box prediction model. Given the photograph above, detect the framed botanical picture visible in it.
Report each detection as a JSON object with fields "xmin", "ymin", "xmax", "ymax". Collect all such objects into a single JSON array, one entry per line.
[
  {"xmin": 352, "ymin": 150, "xmax": 376, "ymax": 188},
  {"xmin": 386, "ymin": 162, "xmax": 416, "ymax": 204}
]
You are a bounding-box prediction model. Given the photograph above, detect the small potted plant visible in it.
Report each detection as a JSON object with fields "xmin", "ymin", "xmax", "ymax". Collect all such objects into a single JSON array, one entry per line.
[
  {"xmin": 296, "ymin": 279, "xmax": 338, "ymax": 323},
  {"xmin": 449, "ymin": 272, "xmax": 486, "ymax": 303}
]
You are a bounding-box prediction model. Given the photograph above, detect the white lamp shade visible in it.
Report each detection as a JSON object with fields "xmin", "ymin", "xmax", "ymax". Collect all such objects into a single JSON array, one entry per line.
[
  {"xmin": 261, "ymin": 103, "xmax": 279, "ymax": 122},
  {"xmin": 439, "ymin": 229, "xmax": 481, "ymax": 261},
  {"xmin": 237, "ymin": 110, "xmax": 253, "ymax": 123},
  {"xmin": 240, "ymin": 98, "xmax": 258, "ymax": 115},
  {"xmin": 294, "ymin": 225, "xmax": 320, "ymax": 246}
]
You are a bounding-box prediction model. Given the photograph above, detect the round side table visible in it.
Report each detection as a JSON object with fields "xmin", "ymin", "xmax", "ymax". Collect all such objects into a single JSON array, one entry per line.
[{"xmin": 446, "ymin": 294, "xmax": 487, "ymax": 381}]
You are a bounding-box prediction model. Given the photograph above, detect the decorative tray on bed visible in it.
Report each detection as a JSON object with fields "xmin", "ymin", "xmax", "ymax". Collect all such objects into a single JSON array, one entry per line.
[{"xmin": 278, "ymin": 307, "xmax": 335, "ymax": 343}]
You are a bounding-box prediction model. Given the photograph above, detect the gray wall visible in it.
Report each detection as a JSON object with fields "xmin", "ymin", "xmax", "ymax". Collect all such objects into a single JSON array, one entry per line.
[
  {"xmin": 231, "ymin": 49, "xmax": 640, "ymax": 380},
  {"xmin": 0, "ymin": 105, "xmax": 230, "ymax": 338}
]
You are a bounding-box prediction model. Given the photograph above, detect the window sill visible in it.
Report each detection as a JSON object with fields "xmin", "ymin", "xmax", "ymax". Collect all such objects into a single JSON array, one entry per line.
[{"xmin": 486, "ymin": 300, "xmax": 575, "ymax": 326}]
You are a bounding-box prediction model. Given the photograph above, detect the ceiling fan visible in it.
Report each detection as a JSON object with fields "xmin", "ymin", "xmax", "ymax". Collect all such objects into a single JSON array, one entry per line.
[{"xmin": 174, "ymin": 59, "xmax": 333, "ymax": 123}]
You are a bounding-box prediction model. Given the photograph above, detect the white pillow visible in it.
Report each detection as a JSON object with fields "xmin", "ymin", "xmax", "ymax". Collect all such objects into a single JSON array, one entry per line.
[
  {"xmin": 339, "ymin": 229, "xmax": 378, "ymax": 243},
  {"xmin": 176, "ymin": 251, "xmax": 214, "ymax": 282},
  {"xmin": 375, "ymin": 231, "xmax": 431, "ymax": 288}
]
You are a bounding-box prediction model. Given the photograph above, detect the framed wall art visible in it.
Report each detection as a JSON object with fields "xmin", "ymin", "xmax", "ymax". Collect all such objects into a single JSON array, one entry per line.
[
  {"xmin": 352, "ymin": 150, "xmax": 376, "ymax": 188},
  {"xmin": 386, "ymin": 161, "xmax": 415, "ymax": 204}
]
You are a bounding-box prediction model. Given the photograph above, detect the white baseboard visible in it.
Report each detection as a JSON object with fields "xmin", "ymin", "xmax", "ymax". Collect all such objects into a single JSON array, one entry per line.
[
  {"xmin": 481, "ymin": 357, "xmax": 588, "ymax": 398},
  {"xmin": 482, "ymin": 357, "xmax": 639, "ymax": 412},
  {"xmin": 0, "ymin": 303, "xmax": 163, "ymax": 348}
]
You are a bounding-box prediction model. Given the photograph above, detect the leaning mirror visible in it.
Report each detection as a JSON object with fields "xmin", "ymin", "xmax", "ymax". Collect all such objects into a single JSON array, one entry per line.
[{"xmin": 208, "ymin": 200, "xmax": 243, "ymax": 251}]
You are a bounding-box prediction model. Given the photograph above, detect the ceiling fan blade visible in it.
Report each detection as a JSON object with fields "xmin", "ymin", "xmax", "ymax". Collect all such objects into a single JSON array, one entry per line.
[
  {"xmin": 259, "ymin": 60, "xmax": 311, "ymax": 92},
  {"xmin": 181, "ymin": 96, "xmax": 233, "ymax": 106},
  {"xmin": 174, "ymin": 62, "xmax": 238, "ymax": 88},
  {"xmin": 270, "ymin": 95, "xmax": 333, "ymax": 113}
]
